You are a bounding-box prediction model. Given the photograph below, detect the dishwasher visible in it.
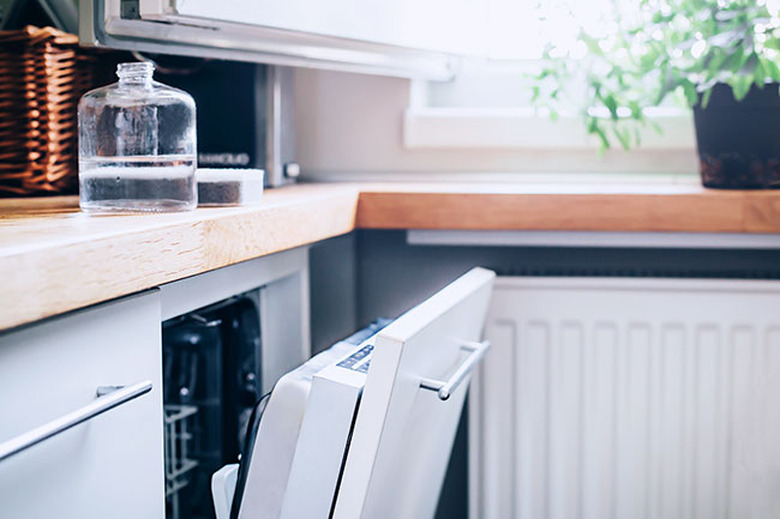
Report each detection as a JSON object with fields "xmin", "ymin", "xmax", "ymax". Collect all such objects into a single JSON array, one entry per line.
[{"xmin": 212, "ymin": 267, "xmax": 495, "ymax": 519}]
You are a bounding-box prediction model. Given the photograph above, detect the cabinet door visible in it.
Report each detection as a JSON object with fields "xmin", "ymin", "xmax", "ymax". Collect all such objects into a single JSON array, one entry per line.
[
  {"xmin": 0, "ymin": 291, "xmax": 164, "ymax": 519},
  {"xmin": 82, "ymin": 0, "xmax": 487, "ymax": 79},
  {"xmin": 141, "ymin": 0, "xmax": 486, "ymax": 55}
]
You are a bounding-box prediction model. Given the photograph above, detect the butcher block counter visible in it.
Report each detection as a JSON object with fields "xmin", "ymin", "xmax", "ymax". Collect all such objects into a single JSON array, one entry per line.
[{"xmin": 2, "ymin": 181, "xmax": 780, "ymax": 330}]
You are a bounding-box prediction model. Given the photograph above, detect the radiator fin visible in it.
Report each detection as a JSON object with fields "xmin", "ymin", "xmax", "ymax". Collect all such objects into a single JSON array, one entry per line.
[{"xmin": 472, "ymin": 278, "xmax": 780, "ymax": 519}]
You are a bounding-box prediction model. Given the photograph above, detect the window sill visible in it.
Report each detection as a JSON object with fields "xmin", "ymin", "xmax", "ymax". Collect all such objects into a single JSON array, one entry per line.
[{"xmin": 403, "ymin": 107, "xmax": 696, "ymax": 151}]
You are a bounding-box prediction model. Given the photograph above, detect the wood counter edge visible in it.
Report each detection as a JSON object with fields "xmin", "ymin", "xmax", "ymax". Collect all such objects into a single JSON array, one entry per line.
[{"xmin": 356, "ymin": 189, "xmax": 780, "ymax": 233}]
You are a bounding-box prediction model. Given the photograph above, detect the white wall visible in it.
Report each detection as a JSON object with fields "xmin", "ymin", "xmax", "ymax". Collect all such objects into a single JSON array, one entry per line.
[{"xmin": 293, "ymin": 69, "xmax": 699, "ymax": 181}]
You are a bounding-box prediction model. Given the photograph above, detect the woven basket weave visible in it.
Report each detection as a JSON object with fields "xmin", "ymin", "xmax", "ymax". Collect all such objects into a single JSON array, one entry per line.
[{"xmin": 0, "ymin": 26, "xmax": 101, "ymax": 196}]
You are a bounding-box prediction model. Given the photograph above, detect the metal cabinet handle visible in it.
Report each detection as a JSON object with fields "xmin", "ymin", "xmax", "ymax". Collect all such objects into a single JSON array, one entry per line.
[
  {"xmin": 420, "ymin": 340, "xmax": 490, "ymax": 401},
  {"xmin": 0, "ymin": 380, "xmax": 152, "ymax": 463}
]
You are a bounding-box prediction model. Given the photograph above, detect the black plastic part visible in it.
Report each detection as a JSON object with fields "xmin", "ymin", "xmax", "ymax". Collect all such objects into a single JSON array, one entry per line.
[
  {"xmin": 694, "ymin": 82, "xmax": 780, "ymax": 189},
  {"xmin": 156, "ymin": 61, "xmax": 264, "ymax": 170},
  {"xmin": 229, "ymin": 392, "xmax": 272, "ymax": 519}
]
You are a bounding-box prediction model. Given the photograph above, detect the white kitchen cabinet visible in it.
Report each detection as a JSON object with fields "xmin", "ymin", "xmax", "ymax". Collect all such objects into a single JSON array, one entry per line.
[
  {"xmin": 0, "ymin": 246, "xmax": 311, "ymax": 519},
  {"xmin": 0, "ymin": 290, "xmax": 164, "ymax": 519},
  {"xmin": 82, "ymin": 0, "xmax": 486, "ymax": 78}
]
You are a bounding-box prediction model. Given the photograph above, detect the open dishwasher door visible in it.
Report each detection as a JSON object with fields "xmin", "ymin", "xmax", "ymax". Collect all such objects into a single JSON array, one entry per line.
[{"xmin": 214, "ymin": 267, "xmax": 495, "ymax": 519}]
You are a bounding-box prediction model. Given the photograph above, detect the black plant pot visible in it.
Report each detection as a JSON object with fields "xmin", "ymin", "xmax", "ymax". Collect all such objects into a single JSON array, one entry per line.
[{"xmin": 693, "ymin": 82, "xmax": 780, "ymax": 189}]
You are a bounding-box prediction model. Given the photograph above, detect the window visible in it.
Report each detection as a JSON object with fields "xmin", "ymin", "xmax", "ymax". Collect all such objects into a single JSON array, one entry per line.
[{"xmin": 406, "ymin": 0, "xmax": 696, "ymax": 155}]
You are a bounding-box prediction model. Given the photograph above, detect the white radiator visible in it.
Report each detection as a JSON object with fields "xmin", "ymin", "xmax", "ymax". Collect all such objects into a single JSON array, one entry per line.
[{"xmin": 469, "ymin": 277, "xmax": 780, "ymax": 519}]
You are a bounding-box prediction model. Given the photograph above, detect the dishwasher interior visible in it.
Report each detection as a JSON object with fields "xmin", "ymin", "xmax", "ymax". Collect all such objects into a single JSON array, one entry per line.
[{"xmin": 162, "ymin": 291, "xmax": 263, "ymax": 519}]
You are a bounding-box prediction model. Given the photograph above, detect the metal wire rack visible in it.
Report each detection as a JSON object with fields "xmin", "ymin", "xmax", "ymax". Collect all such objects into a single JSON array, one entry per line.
[{"xmin": 164, "ymin": 404, "xmax": 199, "ymax": 519}]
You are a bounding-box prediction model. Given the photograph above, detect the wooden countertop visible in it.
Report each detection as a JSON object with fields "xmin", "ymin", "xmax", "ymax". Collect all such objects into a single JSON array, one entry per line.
[
  {"xmin": 357, "ymin": 182, "xmax": 780, "ymax": 233},
  {"xmin": 2, "ymin": 181, "xmax": 780, "ymax": 330},
  {"xmin": 0, "ymin": 184, "xmax": 359, "ymax": 331}
]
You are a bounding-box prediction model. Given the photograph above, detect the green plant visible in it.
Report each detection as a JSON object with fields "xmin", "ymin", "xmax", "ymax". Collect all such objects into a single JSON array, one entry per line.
[{"xmin": 532, "ymin": 0, "xmax": 780, "ymax": 150}]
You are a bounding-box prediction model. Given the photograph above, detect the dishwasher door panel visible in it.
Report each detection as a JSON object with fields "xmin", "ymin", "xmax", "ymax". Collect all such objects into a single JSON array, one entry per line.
[{"xmin": 333, "ymin": 267, "xmax": 495, "ymax": 519}]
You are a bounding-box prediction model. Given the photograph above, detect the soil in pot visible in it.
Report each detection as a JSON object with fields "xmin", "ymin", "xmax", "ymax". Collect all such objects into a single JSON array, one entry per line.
[{"xmin": 693, "ymin": 82, "xmax": 780, "ymax": 189}]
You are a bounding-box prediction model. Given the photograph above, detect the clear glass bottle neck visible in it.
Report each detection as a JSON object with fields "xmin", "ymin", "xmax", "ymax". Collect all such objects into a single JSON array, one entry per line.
[{"xmin": 116, "ymin": 62, "xmax": 155, "ymax": 88}]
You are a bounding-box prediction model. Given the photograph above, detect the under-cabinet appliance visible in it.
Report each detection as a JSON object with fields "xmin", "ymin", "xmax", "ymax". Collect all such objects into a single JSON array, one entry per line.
[
  {"xmin": 80, "ymin": 0, "xmax": 486, "ymax": 79},
  {"xmin": 156, "ymin": 61, "xmax": 296, "ymax": 187},
  {"xmin": 212, "ymin": 267, "xmax": 495, "ymax": 519}
]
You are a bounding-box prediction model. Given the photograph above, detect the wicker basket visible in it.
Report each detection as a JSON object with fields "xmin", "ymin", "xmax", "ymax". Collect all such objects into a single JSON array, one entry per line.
[{"xmin": 0, "ymin": 26, "xmax": 108, "ymax": 196}]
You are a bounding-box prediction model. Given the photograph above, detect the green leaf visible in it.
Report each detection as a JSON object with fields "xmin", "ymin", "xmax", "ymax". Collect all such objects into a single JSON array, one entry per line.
[
  {"xmin": 723, "ymin": 50, "xmax": 750, "ymax": 75},
  {"xmin": 764, "ymin": 37, "xmax": 780, "ymax": 51},
  {"xmin": 628, "ymin": 100, "xmax": 643, "ymax": 119},
  {"xmin": 580, "ymin": 32, "xmax": 604, "ymax": 55},
  {"xmin": 741, "ymin": 52, "xmax": 759, "ymax": 75},
  {"xmin": 527, "ymin": 0, "xmax": 774, "ymax": 156},
  {"xmin": 681, "ymin": 80, "xmax": 699, "ymax": 107},
  {"xmin": 603, "ymin": 95, "xmax": 619, "ymax": 120},
  {"xmin": 613, "ymin": 126, "xmax": 631, "ymax": 150},
  {"xmin": 587, "ymin": 117, "xmax": 611, "ymax": 150},
  {"xmin": 732, "ymin": 75, "xmax": 754, "ymax": 100},
  {"xmin": 702, "ymin": 88, "xmax": 715, "ymax": 108},
  {"xmin": 705, "ymin": 48, "xmax": 727, "ymax": 76},
  {"xmin": 754, "ymin": 59, "xmax": 766, "ymax": 86},
  {"xmin": 595, "ymin": 129, "xmax": 610, "ymax": 152},
  {"xmin": 764, "ymin": 59, "xmax": 780, "ymax": 83},
  {"xmin": 707, "ymin": 30, "xmax": 743, "ymax": 49}
]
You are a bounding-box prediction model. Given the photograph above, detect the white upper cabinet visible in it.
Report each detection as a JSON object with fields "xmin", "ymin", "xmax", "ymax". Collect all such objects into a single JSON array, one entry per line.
[{"xmin": 81, "ymin": 0, "xmax": 488, "ymax": 79}]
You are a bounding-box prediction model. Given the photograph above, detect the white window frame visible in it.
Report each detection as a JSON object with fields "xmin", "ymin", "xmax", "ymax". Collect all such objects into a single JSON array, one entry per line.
[
  {"xmin": 403, "ymin": 72, "xmax": 697, "ymax": 153},
  {"xmin": 404, "ymin": 105, "xmax": 695, "ymax": 151},
  {"xmin": 402, "ymin": 0, "xmax": 698, "ymax": 158}
]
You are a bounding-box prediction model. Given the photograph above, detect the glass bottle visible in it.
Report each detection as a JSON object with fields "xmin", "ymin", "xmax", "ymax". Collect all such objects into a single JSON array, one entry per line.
[{"xmin": 78, "ymin": 62, "xmax": 197, "ymax": 212}]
